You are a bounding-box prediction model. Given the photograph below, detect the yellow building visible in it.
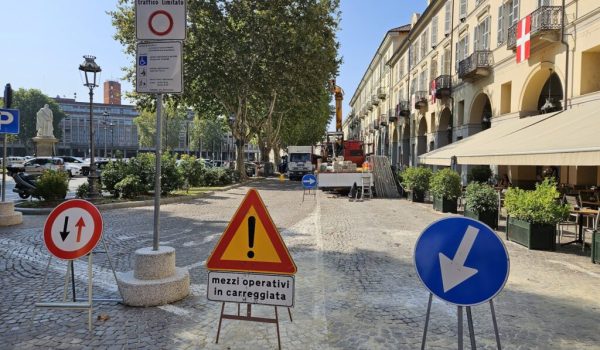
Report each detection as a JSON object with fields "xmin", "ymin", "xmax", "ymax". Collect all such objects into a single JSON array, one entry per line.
[{"xmin": 347, "ymin": 0, "xmax": 600, "ymax": 188}]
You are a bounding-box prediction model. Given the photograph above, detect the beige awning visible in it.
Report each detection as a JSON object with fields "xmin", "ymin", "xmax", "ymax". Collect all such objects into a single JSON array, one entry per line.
[{"xmin": 419, "ymin": 99, "xmax": 600, "ymax": 166}]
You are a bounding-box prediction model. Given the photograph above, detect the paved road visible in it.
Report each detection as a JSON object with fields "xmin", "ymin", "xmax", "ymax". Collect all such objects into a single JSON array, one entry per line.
[
  {"xmin": 0, "ymin": 175, "xmax": 86, "ymax": 201},
  {"xmin": 1, "ymin": 179, "xmax": 599, "ymax": 349}
]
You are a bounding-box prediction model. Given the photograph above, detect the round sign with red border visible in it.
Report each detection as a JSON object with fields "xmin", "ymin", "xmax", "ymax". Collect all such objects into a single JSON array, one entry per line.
[
  {"xmin": 43, "ymin": 199, "xmax": 103, "ymax": 260},
  {"xmin": 148, "ymin": 10, "xmax": 174, "ymax": 36}
]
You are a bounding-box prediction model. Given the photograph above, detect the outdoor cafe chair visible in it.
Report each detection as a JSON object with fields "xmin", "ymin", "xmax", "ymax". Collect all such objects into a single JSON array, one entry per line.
[
  {"xmin": 557, "ymin": 194, "xmax": 581, "ymax": 243},
  {"xmin": 583, "ymin": 210, "xmax": 600, "ymax": 252}
]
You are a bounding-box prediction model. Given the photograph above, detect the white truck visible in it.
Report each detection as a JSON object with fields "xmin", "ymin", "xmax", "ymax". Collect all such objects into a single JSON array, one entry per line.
[{"xmin": 287, "ymin": 146, "xmax": 314, "ymax": 181}]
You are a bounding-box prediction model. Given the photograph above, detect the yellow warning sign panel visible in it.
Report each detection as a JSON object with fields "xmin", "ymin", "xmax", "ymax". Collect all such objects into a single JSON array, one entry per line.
[{"xmin": 206, "ymin": 188, "xmax": 296, "ymax": 274}]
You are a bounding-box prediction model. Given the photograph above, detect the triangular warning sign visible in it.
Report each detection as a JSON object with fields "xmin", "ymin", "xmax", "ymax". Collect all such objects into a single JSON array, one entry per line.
[{"xmin": 206, "ymin": 188, "xmax": 297, "ymax": 275}]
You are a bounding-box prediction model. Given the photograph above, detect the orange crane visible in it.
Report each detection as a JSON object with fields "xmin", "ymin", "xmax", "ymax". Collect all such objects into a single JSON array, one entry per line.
[{"xmin": 329, "ymin": 79, "xmax": 344, "ymax": 132}]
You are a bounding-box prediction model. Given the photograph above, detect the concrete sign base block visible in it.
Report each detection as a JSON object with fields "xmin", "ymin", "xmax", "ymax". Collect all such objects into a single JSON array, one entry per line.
[
  {"xmin": 0, "ymin": 202, "xmax": 23, "ymax": 227},
  {"xmin": 117, "ymin": 246, "xmax": 190, "ymax": 306}
]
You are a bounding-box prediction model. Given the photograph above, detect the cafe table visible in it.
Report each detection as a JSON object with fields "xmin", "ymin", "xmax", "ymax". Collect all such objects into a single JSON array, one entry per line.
[{"xmin": 562, "ymin": 208, "xmax": 599, "ymax": 247}]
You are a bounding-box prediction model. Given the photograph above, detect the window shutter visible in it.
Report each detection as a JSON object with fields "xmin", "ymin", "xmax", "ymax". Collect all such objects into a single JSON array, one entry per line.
[
  {"xmin": 445, "ymin": 1, "xmax": 451, "ymax": 34},
  {"xmin": 512, "ymin": 0, "xmax": 520, "ymax": 25},
  {"xmin": 460, "ymin": 0, "xmax": 467, "ymax": 19},
  {"xmin": 497, "ymin": 4, "xmax": 505, "ymax": 45},
  {"xmin": 431, "ymin": 17, "xmax": 438, "ymax": 47}
]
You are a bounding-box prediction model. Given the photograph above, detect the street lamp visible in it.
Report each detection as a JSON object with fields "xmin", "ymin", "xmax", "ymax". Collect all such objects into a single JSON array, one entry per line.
[{"xmin": 79, "ymin": 55, "xmax": 101, "ymax": 199}]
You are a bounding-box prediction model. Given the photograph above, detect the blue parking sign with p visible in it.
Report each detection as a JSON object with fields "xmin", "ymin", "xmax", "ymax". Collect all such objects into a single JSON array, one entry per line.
[{"xmin": 0, "ymin": 108, "xmax": 19, "ymax": 134}]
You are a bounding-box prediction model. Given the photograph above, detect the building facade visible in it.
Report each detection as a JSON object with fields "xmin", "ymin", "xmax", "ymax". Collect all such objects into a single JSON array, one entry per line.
[{"xmin": 347, "ymin": 0, "xmax": 600, "ymax": 187}]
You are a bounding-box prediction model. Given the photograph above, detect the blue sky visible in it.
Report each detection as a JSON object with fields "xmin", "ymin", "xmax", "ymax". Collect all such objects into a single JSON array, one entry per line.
[{"xmin": 0, "ymin": 0, "xmax": 425, "ymax": 129}]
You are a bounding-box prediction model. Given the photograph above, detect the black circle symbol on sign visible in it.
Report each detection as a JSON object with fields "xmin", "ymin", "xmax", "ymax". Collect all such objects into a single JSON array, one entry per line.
[{"xmin": 148, "ymin": 10, "xmax": 174, "ymax": 36}]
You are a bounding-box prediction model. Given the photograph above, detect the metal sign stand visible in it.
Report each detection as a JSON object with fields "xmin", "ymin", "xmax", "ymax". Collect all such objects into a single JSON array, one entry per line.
[
  {"xmin": 32, "ymin": 236, "xmax": 122, "ymax": 331},
  {"xmin": 302, "ymin": 188, "xmax": 316, "ymax": 202},
  {"xmin": 420, "ymin": 293, "xmax": 502, "ymax": 350},
  {"xmin": 215, "ymin": 303, "xmax": 293, "ymax": 350}
]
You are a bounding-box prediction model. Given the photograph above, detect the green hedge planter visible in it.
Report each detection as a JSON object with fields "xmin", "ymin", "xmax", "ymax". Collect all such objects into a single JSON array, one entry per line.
[
  {"xmin": 464, "ymin": 207, "xmax": 498, "ymax": 229},
  {"xmin": 433, "ymin": 196, "xmax": 457, "ymax": 213},
  {"xmin": 592, "ymin": 231, "xmax": 600, "ymax": 264},
  {"xmin": 507, "ymin": 217, "xmax": 556, "ymax": 251}
]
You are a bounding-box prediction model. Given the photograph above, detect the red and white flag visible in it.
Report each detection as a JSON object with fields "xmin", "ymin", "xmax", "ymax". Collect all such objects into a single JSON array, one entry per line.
[
  {"xmin": 430, "ymin": 79, "xmax": 437, "ymax": 103},
  {"xmin": 516, "ymin": 15, "xmax": 531, "ymax": 63}
]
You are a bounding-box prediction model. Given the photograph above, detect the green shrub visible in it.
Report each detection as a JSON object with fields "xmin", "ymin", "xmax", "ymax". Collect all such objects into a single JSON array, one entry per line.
[
  {"xmin": 35, "ymin": 170, "xmax": 69, "ymax": 201},
  {"xmin": 465, "ymin": 182, "xmax": 498, "ymax": 213},
  {"xmin": 202, "ymin": 168, "xmax": 221, "ymax": 187},
  {"xmin": 76, "ymin": 182, "xmax": 90, "ymax": 199},
  {"xmin": 504, "ymin": 178, "xmax": 569, "ymax": 225},
  {"xmin": 430, "ymin": 168, "xmax": 462, "ymax": 200},
  {"xmin": 115, "ymin": 175, "xmax": 145, "ymax": 199},
  {"xmin": 160, "ymin": 153, "xmax": 183, "ymax": 194},
  {"xmin": 102, "ymin": 160, "xmax": 129, "ymax": 197},
  {"xmin": 225, "ymin": 168, "xmax": 241, "ymax": 184},
  {"xmin": 177, "ymin": 155, "xmax": 205, "ymax": 187},
  {"xmin": 128, "ymin": 153, "xmax": 156, "ymax": 191},
  {"xmin": 467, "ymin": 165, "xmax": 492, "ymax": 183},
  {"xmin": 401, "ymin": 167, "xmax": 433, "ymax": 194}
]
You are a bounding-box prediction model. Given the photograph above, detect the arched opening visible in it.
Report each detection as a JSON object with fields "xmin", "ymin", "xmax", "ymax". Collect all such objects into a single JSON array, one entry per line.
[
  {"xmin": 436, "ymin": 107, "xmax": 452, "ymax": 148},
  {"xmin": 401, "ymin": 123, "xmax": 410, "ymax": 167},
  {"xmin": 520, "ymin": 66, "xmax": 563, "ymax": 114},
  {"xmin": 469, "ymin": 93, "xmax": 492, "ymax": 134},
  {"xmin": 391, "ymin": 127, "xmax": 399, "ymax": 167},
  {"xmin": 537, "ymin": 72, "xmax": 563, "ymax": 113},
  {"xmin": 416, "ymin": 116, "xmax": 428, "ymax": 163}
]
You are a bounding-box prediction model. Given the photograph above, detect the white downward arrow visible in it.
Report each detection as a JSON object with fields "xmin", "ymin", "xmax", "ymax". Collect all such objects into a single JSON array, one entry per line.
[{"xmin": 439, "ymin": 225, "xmax": 479, "ymax": 293}]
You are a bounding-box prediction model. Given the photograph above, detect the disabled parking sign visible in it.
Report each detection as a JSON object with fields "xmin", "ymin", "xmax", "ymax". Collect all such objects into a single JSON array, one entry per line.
[{"xmin": 414, "ymin": 217, "xmax": 509, "ymax": 306}]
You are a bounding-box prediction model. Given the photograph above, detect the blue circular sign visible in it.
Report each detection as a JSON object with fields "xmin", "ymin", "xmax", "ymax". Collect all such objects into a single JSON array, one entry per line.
[
  {"xmin": 414, "ymin": 217, "xmax": 509, "ymax": 306},
  {"xmin": 301, "ymin": 174, "xmax": 317, "ymax": 189}
]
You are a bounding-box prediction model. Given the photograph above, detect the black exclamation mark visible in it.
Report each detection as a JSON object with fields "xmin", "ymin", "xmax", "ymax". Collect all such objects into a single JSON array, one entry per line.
[{"xmin": 247, "ymin": 216, "xmax": 256, "ymax": 258}]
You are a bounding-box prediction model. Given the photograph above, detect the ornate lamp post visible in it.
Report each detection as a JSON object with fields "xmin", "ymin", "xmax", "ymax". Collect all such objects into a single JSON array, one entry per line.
[{"xmin": 79, "ymin": 55, "xmax": 101, "ymax": 199}]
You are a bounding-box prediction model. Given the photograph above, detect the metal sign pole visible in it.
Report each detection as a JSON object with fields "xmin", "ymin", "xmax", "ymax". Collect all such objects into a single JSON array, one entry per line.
[
  {"xmin": 457, "ymin": 306, "xmax": 463, "ymax": 350},
  {"xmin": 2, "ymin": 134, "xmax": 6, "ymax": 202},
  {"xmin": 420, "ymin": 293, "xmax": 433, "ymax": 350},
  {"xmin": 466, "ymin": 306, "xmax": 477, "ymax": 349},
  {"xmin": 153, "ymin": 94, "xmax": 163, "ymax": 251},
  {"xmin": 490, "ymin": 300, "xmax": 502, "ymax": 350}
]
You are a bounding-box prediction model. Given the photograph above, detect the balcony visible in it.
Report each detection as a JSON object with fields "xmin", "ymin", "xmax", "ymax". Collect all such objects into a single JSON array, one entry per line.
[
  {"xmin": 397, "ymin": 101, "xmax": 410, "ymax": 117},
  {"xmin": 507, "ymin": 6, "xmax": 563, "ymax": 50},
  {"xmin": 458, "ymin": 51, "xmax": 493, "ymax": 82},
  {"xmin": 388, "ymin": 108, "xmax": 397, "ymax": 123},
  {"xmin": 380, "ymin": 114, "xmax": 388, "ymax": 127},
  {"xmin": 377, "ymin": 87, "xmax": 387, "ymax": 100},
  {"xmin": 434, "ymin": 75, "xmax": 452, "ymax": 99},
  {"xmin": 371, "ymin": 95, "xmax": 380, "ymax": 106},
  {"xmin": 414, "ymin": 91, "xmax": 428, "ymax": 109},
  {"xmin": 373, "ymin": 120, "xmax": 380, "ymax": 130}
]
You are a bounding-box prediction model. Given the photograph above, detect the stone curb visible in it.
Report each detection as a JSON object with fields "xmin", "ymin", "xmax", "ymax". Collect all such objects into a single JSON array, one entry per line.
[{"xmin": 14, "ymin": 178, "xmax": 264, "ymax": 215}]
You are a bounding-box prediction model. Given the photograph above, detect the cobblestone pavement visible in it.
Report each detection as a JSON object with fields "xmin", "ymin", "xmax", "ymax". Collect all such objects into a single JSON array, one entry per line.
[{"xmin": 1, "ymin": 178, "xmax": 600, "ymax": 349}]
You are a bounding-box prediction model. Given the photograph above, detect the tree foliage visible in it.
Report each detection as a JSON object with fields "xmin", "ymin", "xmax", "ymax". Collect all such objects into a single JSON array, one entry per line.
[
  {"xmin": 133, "ymin": 100, "xmax": 186, "ymax": 150},
  {"xmin": 110, "ymin": 0, "xmax": 340, "ymax": 177}
]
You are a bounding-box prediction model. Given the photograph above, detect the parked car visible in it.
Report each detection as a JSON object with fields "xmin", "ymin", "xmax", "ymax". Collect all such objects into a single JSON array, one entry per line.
[
  {"xmin": 55, "ymin": 156, "xmax": 88, "ymax": 177},
  {"xmin": 1, "ymin": 156, "xmax": 26, "ymax": 168},
  {"xmin": 7, "ymin": 157, "xmax": 65, "ymax": 176},
  {"xmin": 80, "ymin": 160, "xmax": 111, "ymax": 177}
]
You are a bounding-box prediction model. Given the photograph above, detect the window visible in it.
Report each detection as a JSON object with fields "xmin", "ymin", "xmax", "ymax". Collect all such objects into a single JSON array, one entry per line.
[
  {"xmin": 431, "ymin": 16, "xmax": 438, "ymax": 47},
  {"xmin": 399, "ymin": 58, "xmax": 405, "ymax": 79},
  {"xmin": 410, "ymin": 77, "xmax": 417, "ymax": 94},
  {"xmin": 460, "ymin": 0, "xmax": 468, "ymax": 19},
  {"xmin": 419, "ymin": 70, "xmax": 427, "ymax": 91},
  {"xmin": 474, "ymin": 16, "xmax": 491, "ymax": 51},
  {"xmin": 538, "ymin": 0, "xmax": 551, "ymax": 6},
  {"xmin": 421, "ymin": 30, "xmax": 429, "ymax": 59},
  {"xmin": 445, "ymin": 1, "xmax": 452, "ymax": 35},
  {"xmin": 456, "ymin": 34, "xmax": 469, "ymax": 70},
  {"xmin": 497, "ymin": 4, "xmax": 505, "ymax": 45},
  {"xmin": 507, "ymin": 0, "xmax": 519, "ymax": 27},
  {"xmin": 430, "ymin": 58, "xmax": 438, "ymax": 80}
]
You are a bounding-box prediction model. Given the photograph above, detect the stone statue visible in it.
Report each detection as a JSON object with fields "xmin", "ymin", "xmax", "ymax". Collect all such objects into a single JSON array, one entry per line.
[{"xmin": 36, "ymin": 104, "xmax": 54, "ymax": 138}]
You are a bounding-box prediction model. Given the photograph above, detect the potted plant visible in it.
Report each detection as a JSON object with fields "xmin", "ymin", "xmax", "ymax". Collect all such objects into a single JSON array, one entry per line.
[
  {"xmin": 504, "ymin": 178, "xmax": 569, "ymax": 251},
  {"xmin": 464, "ymin": 182, "xmax": 498, "ymax": 228},
  {"xmin": 430, "ymin": 168, "xmax": 462, "ymax": 213},
  {"xmin": 593, "ymin": 230, "xmax": 600, "ymax": 264},
  {"xmin": 401, "ymin": 167, "xmax": 432, "ymax": 202}
]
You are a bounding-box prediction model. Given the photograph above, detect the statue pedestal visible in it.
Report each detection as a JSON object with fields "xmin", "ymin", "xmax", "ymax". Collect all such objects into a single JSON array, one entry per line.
[
  {"xmin": 32, "ymin": 136, "xmax": 58, "ymax": 157},
  {"xmin": 0, "ymin": 202, "xmax": 23, "ymax": 227}
]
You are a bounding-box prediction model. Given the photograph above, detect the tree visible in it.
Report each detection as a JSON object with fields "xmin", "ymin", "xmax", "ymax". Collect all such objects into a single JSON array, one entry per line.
[
  {"xmin": 189, "ymin": 116, "xmax": 226, "ymax": 159},
  {"xmin": 10, "ymin": 89, "xmax": 66, "ymax": 154},
  {"xmin": 110, "ymin": 0, "xmax": 340, "ymax": 179},
  {"xmin": 133, "ymin": 100, "xmax": 186, "ymax": 150}
]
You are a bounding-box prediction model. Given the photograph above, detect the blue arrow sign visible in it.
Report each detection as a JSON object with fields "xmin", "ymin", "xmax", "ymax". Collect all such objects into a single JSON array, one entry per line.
[
  {"xmin": 0, "ymin": 108, "xmax": 20, "ymax": 134},
  {"xmin": 301, "ymin": 174, "xmax": 317, "ymax": 189},
  {"xmin": 414, "ymin": 217, "xmax": 509, "ymax": 306}
]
